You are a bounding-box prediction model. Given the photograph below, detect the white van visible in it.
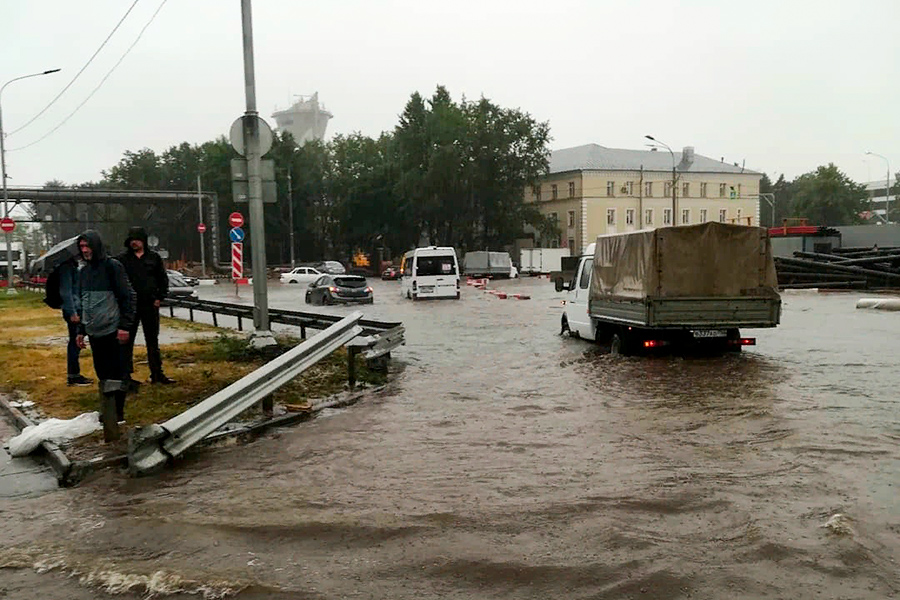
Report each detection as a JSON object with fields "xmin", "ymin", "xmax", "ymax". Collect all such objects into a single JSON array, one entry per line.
[{"xmin": 401, "ymin": 246, "xmax": 460, "ymax": 300}]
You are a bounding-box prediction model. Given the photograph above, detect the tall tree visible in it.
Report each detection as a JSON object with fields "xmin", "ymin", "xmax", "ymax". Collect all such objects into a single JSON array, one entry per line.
[{"xmin": 789, "ymin": 164, "xmax": 866, "ymax": 226}]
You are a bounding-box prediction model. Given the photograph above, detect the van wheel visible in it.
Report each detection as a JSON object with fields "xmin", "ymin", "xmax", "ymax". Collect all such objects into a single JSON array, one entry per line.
[{"xmin": 560, "ymin": 315, "xmax": 570, "ymax": 336}]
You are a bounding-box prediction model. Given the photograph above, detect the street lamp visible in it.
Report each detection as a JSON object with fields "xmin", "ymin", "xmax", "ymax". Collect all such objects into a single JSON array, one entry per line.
[
  {"xmin": 645, "ymin": 135, "xmax": 677, "ymax": 226},
  {"xmin": 865, "ymin": 151, "xmax": 891, "ymax": 224},
  {"xmin": 1, "ymin": 68, "xmax": 61, "ymax": 294},
  {"xmin": 286, "ymin": 148, "xmax": 297, "ymax": 268}
]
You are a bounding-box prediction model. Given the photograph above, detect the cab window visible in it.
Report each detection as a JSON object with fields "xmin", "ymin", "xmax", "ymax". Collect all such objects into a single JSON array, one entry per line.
[{"xmin": 579, "ymin": 259, "xmax": 593, "ymax": 289}]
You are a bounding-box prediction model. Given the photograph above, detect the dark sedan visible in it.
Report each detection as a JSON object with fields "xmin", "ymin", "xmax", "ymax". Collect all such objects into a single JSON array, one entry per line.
[
  {"xmin": 381, "ymin": 266, "xmax": 401, "ymax": 280},
  {"xmin": 305, "ymin": 274, "xmax": 373, "ymax": 305}
]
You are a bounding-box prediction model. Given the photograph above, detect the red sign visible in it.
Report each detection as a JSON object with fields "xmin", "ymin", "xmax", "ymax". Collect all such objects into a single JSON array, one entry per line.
[
  {"xmin": 197, "ymin": 223, "xmax": 207, "ymax": 233},
  {"xmin": 231, "ymin": 242, "xmax": 243, "ymax": 279},
  {"xmin": 229, "ymin": 212, "xmax": 244, "ymax": 228},
  {"xmin": 0, "ymin": 217, "xmax": 14, "ymax": 233}
]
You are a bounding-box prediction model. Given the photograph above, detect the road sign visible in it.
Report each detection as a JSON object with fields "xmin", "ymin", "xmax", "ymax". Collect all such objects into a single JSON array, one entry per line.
[
  {"xmin": 231, "ymin": 158, "xmax": 277, "ymax": 204},
  {"xmin": 0, "ymin": 218, "xmax": 14, "ymax": 233},
  {"xmin": 229, "ymin": 212, "xmax": 244, "ymax": 228},
  {"xmin": 197, "ymin": 223, "xmax": 207, "ymax": 233},
  {"xmin": 232, "ymin": 242, "xmax": 243, "ymax": 279},
  {"xmin": 229, "ymin": 227, "xmax": 244, "ymax": 243},
  {"xmin": 229, "ymin": 115, "xmax": 274, "ymax": 157}
]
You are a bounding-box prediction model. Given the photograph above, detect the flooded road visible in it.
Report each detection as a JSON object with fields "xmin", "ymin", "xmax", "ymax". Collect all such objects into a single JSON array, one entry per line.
[{"xmin": 1, "ymin": 279, "xmax": 898, "ymax": 599}]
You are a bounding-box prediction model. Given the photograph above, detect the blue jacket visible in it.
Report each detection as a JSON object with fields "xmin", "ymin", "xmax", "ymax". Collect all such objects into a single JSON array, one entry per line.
[
  {"xmin": 76, "ymin": 230, "xmax": 136, "ymax": 338},
  {"xmin": 58, "ymin": 259, "xmax": 81, "ymax": 321}
]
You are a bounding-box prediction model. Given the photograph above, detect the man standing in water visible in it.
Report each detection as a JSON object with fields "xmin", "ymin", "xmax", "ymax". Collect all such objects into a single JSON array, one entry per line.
[
  {"xmin": 118, "ymin": 226, "xmax": 173, "ymax": 386},
  {"xmin": 75, "ymin": 230, "xmax": 136, "ymax": 427}
]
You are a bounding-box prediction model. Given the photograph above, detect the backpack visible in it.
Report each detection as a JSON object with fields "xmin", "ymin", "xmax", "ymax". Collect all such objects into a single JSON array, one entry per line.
[{"xmin": 44, "ymin": 267, "xmax": 63, "ymax": 309}]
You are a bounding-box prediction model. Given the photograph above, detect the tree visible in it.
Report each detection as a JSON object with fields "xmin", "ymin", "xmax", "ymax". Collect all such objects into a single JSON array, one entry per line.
[{"xmin": 789, "ymin": 164, "xmax": 866, "ymax": 226}]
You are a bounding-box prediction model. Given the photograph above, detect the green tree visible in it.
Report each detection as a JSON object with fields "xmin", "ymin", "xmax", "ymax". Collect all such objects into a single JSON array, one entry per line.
[{"xmin": 789, "ymin": 164, "xmax": 866, "ymax": 226}]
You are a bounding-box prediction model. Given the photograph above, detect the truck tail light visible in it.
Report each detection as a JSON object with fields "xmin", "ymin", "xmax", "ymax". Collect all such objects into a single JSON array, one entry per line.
[{"xmin": 728, "ymin": 338, "xmax": 756, "ymax": 346}]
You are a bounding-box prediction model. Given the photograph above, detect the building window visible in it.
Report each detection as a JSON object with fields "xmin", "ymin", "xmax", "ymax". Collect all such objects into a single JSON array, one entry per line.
[
  {"xmin": 567, "ymin": 210, "xmax": 575, "ymax": 228},
  {"xmin": 645, "ymin": 209, "xmax": 653, "ymax": 225},
  {"xmin": 681, "ymin": 208, "xmax": 690, "ymax": 224},
  {"xmin": 664, "ymin": 182, "xmax": 672, "ymax": 197},
  {"xmin": 719, "ymin": 209, "xmax": 727, "ymax": 222},
  {"xmin": 700, "ymin": 182, "xmax": 708, "ymax": 198},
  {"xmin": 663, "ymin": 209, "xmax": 672, "ymax": 225},
  {"xmin": 549, "ymin": 211, "xmax": 558, "ymax": 226},
  {"xmin": 645, "ymin": 182, "xmax": 653, "ymax": 197},
  {"xmin": 568, "ymin": 181, "xmax": 575, "ymax": 197},
  {"xmin": 626, "ymin": 181, "xmax": 634, "ymax": 195},
  {"xmin": 551, "ymin": 238, "xmax": 559, "ymax": 248},
  {"xmin": 700, "ymin": 208, "xmax": 708, "ymax": 222},
  {"xmin": 737, "ymin": 184, "xmax": 742, "ymax": 198},
  {"xmin": 568, "ymin": 237, "xmax": 575, "ymax": 251},
  {"xmin": 737, "ymin": 208, "xmax": 742, "ymax": 222},
  {"xmin": 729, "ymin": 185, "xmax": 736, "ymax": 199},
  {"xmin": 551, "ymin": 184, "xmax": 558, "ymax": 200},
  {"xmin": 626, "ymin": 209, "xmax": 635, "ymax": 226},
  {"xmin": 607, "ymin": 208, "xmax": 616, "ymax": 225},
  {"xmin": 719, "ymin": 183, "xmax": 726, "ymax": 197},
  {"xmin": 682, "ymin": 182, "xmax": 690, "ymax": 198},
  {"xmin": 536, "ymin": 185, "xmax": 542, "ymax": 202},
  {"xmin": 606, "ymin": 181, "xmax": 615, "ymax": 197}
]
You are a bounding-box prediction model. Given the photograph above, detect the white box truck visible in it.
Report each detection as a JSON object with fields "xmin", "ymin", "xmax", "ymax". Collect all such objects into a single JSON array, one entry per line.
[
  {"xmin": 519, "ymin": 247, "xmax": 569, "ymax": 275},
  {"xmin": 558, "ymin": 222, "xmax": 781, "ymax": 354}
]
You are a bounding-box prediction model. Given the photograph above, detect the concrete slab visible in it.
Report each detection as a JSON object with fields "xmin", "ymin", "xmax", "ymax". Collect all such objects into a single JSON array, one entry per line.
[{"xmin": 0, "ymin": 417, "xmax": 58, "ymax": 498}]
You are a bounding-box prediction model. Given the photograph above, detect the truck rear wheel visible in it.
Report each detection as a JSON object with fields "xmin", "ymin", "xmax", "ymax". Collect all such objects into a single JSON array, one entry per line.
[
  {"xmin": 560, "ymin": 315, "xmax": 570, "ymax": 336},
  {"xmin": 610, "ymin": 334, "xmax": 625, "ymax": 356}
]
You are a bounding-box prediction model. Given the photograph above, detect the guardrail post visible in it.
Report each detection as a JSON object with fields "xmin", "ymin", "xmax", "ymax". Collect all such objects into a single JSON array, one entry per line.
[
  {"xmin": 347, "ymin": 346, "xmax": 359, "ymax": 389},
  {"xmin": 300, "ymin": 324, "xmax": 306, "ymax": 339},
  {"xmin": 189, "ymin": 307, "xmax": 194, "ymax": 321},
  {"xmin": 169, "ymin": 306, "xmax": 175, "ymax": 317},
  {"xmin": 237, "ymin": 315, "xmax": 243, "ymax": 331},
  {"xmin": 262, "ymin": 395, "xmax": 273, "ymax": 416},
  {"xmin": 212, "ymin": 311, "xmax": 218, "ymax": 327},
  {"xmin": 99, "ymin": 380, "xmax": 121, "ymax": 442}
]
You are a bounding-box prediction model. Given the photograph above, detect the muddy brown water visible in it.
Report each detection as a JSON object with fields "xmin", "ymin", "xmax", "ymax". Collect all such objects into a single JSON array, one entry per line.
[{"xmin": 1, "ymin": 279, "xmax": 898, "ymax": 599}]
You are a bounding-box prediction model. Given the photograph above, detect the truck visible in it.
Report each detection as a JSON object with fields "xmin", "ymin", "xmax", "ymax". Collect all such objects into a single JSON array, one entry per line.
[
  {"xmin": 520, "ymin": 247, "xmax": 569, "ymax": 275},
  {"xmin": 463, "ymin": 251, "xmax": 518, "ymax": 278},
  {"xmin": 558, "ymin": 222, "xmax": 781, "ymax": 355}
]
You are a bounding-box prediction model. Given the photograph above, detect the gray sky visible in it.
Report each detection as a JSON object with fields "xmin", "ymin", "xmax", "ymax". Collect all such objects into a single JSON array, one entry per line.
[{"xmin": 2, "ymin": 0, "xmax": 898, "ymax": 190}]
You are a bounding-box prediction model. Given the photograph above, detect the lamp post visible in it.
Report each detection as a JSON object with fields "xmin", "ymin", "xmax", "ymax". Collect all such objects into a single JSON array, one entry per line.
[
  {"xmin": 645, "ymin": 135, "xmax": 677, "ymax": 226},
  {"xmin": 1, "ymin": 68, "xmax": 61, "ymax": 294},
  {"xmin": 865, "ymin": 151, "xmax": 891, "ymax": 224},
  {"xmin": 286, "ymin": 149, "xmax": 296, "ymax": 268}
]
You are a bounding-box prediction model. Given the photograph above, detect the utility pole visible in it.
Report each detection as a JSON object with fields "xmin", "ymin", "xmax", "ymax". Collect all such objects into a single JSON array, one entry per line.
[
  {"xmin": 197, "ymin": 173, "xmax": 206, "ymax": 276},
  {"xmin": 240, "ymin": 0, "xmax": 274, "ymax": 346},
  {"xmin": 287, "ymin": 167, "xmax": 295, "ymax": 268},
  {"xmin": 645, "ymin": 135, "xmax": 677, "ymax": 226}
]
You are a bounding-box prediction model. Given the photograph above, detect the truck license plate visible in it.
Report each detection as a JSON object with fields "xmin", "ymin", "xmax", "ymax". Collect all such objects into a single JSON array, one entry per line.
[
  {"xmin": 420, "ymin": 285, "xmax": 434, "ymax": 293},
  {"xmin": 692, "ymin": 329, "xmax": 727, "ymax": 338}
]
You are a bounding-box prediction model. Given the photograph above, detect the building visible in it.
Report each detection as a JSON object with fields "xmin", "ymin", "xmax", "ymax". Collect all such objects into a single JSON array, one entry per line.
[
  {"xmin": 271, "ymin": 92, "xmax": 332, "ymax": 145},
  {"xmin": 525, "ymin": 144, "xmax": 762, "ymax": 255},
  {"xmin": 861, "ymin": 178, "xmax": 895, "ymax": 223}
]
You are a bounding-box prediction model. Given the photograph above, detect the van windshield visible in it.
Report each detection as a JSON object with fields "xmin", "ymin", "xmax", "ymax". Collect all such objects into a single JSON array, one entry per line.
[{"xmin": 416, "ymin": 256, "xmax": 456, "ymax": 276}]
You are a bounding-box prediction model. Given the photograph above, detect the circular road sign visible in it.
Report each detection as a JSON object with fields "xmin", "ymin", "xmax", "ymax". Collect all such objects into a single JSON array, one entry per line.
[
  {"xmin": 0, "ymin": 217, "xmax": 14, "ymax": 233},
  {"xmin": 229, "ymin": 227, "xmax": 245, "ymax": 243},
  {"xmin": 197, "ymin": 223, "xmax": 207, "ymax": 234},
  {"xmin": 229, "ymin": 115, "xmax": 274, "ymax": 157},
  {"xmin": 229, "ymin": 212, "xmax": 244, "ymax": 228}
]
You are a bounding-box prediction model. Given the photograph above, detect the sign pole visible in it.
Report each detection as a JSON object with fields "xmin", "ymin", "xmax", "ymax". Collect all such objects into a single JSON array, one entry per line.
[
  {"xmin": 197, "ymin": 174, "xmax": 206, "ymax": 277},
  {"xmin": 240, "ymin": 0, "xmax": 274, "ymax": 346}
]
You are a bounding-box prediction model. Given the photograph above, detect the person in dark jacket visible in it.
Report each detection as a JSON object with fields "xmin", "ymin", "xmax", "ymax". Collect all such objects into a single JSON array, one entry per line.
[
  {"xmin": 118, "ymin": 226, "xmax": 173, "ymax": 385},
  {"xmin": 74, "ymin": 230, "xmax": 136, "ymax": 424},
  {"xmin": 58, "ymin": 257, "xmax": 92, "ymax": 386}
]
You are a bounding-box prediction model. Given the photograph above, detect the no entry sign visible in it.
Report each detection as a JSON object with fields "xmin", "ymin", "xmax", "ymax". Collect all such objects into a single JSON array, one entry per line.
[
  {"xmin": 197, "ymin": 223, "xmax": 207, "ymax": 233},
  {"xmin": 0, "ymin": 217, "xmax": 14, "ymax": 233},
  {"xmin": 229, "ymin": 212, "xmax": 244, "ymax": 228}
]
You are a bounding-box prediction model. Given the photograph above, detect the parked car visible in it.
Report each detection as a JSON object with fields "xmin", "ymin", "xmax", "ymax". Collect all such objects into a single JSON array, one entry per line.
[
  {"xmin": 314, "ymin": 260, "xmax": 347, "ymax": 275},
  {"xmin": 167, "ymin": 269, "xmax": 199, "ymax": 286},
  {"xmin": 305, "ymin": 274, "xmax": 373, "ymax": 305},
  {"xmin": 381, "ymin": 266, "xmax": 401, "ymax": 280},
  {"xmin": 166, "ymin": 271, "xmax": 198, "ymax": 299},
  {"xmin": 280, "ymin": 266, "xmax": 322, "ymax": 285}
]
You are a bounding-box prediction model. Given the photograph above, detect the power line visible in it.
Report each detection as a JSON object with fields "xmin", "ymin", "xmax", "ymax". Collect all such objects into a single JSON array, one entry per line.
[
  {"xmin": 8, "ymin": 0, "xmax": 141, "ymax": 137},
  {"xmin": 8, "ymin": 0, "xmax": 168, "ymax": 153}
]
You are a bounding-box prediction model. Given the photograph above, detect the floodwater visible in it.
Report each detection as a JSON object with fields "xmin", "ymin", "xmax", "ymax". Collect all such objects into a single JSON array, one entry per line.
[{"xmin": 1, "ymin": 279, "xmax": 898, "ymax": 599}]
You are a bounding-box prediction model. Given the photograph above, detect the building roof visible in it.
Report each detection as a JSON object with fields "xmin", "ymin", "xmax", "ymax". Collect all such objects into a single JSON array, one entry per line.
[{"xmin": 549, "ymin": 144, "xmax": 760, "ymax": 175}]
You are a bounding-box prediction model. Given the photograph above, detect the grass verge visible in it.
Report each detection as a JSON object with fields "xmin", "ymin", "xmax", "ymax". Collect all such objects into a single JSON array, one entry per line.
[{"xmin": 0, "ymin": 291, "xmax": 386, "ymax": 428}]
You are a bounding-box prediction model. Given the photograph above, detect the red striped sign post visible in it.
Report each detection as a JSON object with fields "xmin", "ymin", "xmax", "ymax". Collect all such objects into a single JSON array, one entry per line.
[{"xmin": 232, "ymin": 242, "xmax": 243, "ymax": 279}]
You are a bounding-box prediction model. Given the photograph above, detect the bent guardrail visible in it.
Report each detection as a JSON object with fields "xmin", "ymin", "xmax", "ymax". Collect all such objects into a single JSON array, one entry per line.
[{"xmin": 128, "ymin": 312, "xmax": 364, "ymax": 476}]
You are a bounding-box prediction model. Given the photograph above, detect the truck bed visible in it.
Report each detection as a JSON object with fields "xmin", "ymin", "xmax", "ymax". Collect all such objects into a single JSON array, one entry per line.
[{"xmin": 589, "ymin": 296, "xmax": 781, "ymax": 329}]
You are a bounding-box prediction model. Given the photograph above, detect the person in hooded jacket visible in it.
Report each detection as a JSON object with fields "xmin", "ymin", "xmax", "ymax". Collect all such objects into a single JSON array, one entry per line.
[
  {"xmin": 118, "ymin": 226, "xmax": 173, "ymax": 386},
  {"xmin": 58, "ymin": 255, "xmax": 92, "ymax": 386},
  {"xmin": 74, "ymin": 230, "xmax": 136, "ymax": 424}
]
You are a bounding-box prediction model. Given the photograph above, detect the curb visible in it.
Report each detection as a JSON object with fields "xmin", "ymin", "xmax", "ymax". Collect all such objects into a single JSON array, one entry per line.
[{"xmin": 0, "ymin": 395, "xmax": 73, "ymax": 486}]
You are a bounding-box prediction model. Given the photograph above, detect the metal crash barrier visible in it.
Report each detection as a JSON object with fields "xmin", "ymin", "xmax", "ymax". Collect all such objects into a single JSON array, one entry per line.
[{"xmin": 128, "ymin": 312, "xmax": 364, "ymax": 476}]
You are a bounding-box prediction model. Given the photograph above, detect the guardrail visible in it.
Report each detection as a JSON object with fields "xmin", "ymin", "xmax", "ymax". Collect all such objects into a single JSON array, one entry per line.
[{"xmin": 128, "ymin": 312, "xmax": 365, "ymax": 476}]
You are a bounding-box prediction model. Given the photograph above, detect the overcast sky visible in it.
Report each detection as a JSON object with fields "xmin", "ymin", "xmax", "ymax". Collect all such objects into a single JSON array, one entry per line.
[{"xmin": 2, "ymin": 0, "xmax": 898, "ymax": 191}]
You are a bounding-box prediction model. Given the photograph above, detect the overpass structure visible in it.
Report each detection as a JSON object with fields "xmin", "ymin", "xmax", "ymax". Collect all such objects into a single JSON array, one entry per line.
[{"xmin": 5, "ymin": 187, "xmax": 221, "ymax": 267}]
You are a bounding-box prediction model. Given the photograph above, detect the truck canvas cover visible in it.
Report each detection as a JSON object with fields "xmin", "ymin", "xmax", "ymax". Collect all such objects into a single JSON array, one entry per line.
[{"xmin": 590, "ymin": 222, "xmax": 779, "ymax": 300}]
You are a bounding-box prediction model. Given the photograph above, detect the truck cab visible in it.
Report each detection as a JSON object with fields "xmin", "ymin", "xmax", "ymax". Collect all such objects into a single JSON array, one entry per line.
[{"xmin": 560, "ymin": 243, "xmax": 596, "ymax": 340}]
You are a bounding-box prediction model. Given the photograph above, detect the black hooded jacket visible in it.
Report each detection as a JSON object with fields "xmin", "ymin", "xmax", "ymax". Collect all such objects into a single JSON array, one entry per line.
[
  {"xmin": 118, "ymin": 226, "xmax": 168, "ymax": 305},
  {"xmin": 76, "ymin": 230, "xmax": 136, "ymax": 337}
]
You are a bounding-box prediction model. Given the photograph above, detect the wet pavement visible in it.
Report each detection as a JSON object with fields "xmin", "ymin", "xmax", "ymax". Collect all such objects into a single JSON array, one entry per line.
[{"xmin": 0, "ymin": 278, "xmax": 898, "ymax": 599}]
